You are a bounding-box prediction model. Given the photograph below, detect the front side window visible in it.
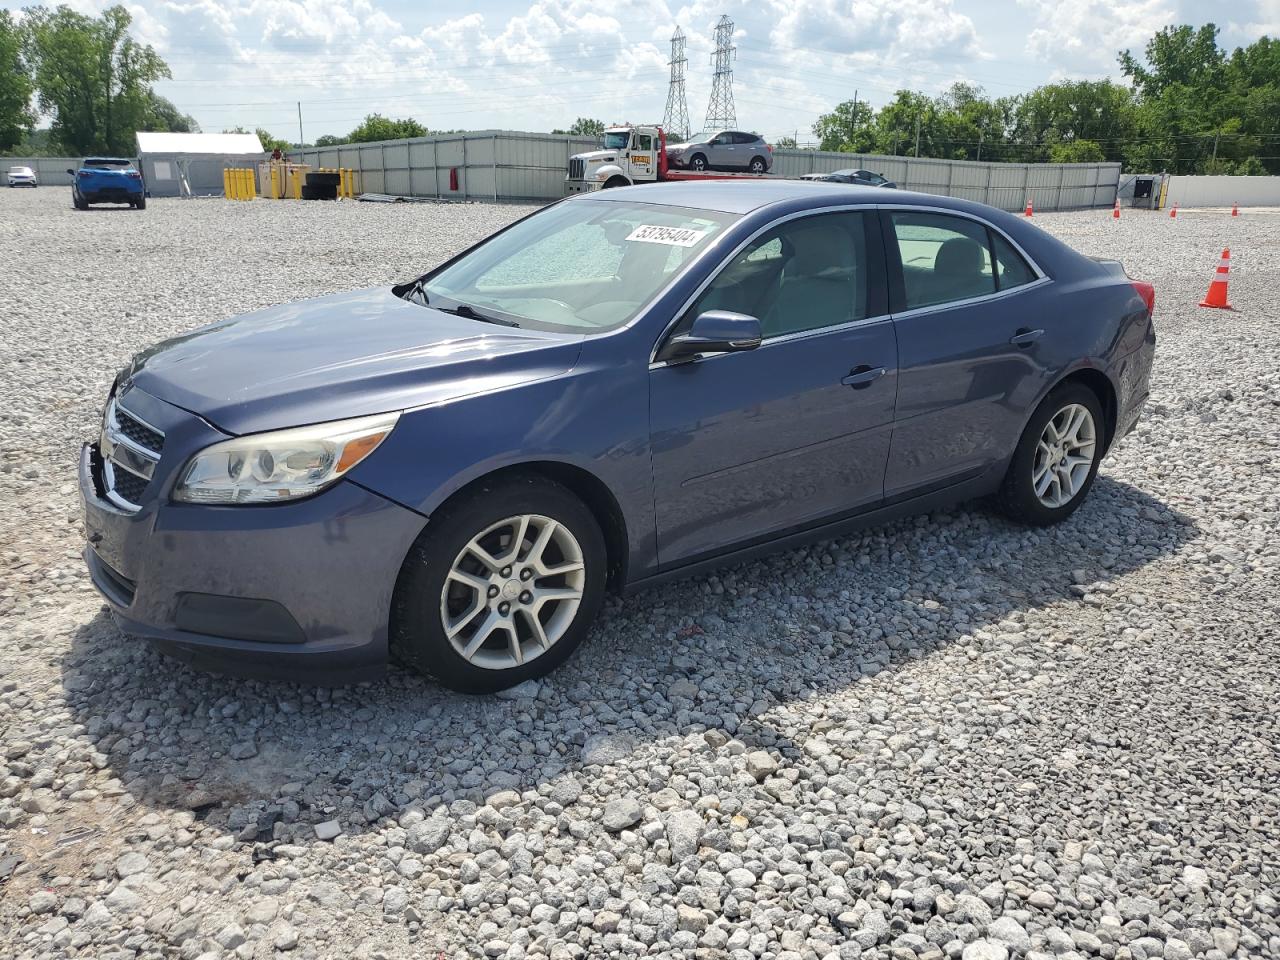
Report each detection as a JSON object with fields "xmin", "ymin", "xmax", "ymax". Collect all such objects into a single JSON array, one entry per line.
[
  {"xmin": 419, "ymin": 200, "xmax": 736, "ymax": 333},
  {"xmin": 684, "ymin": 212, "xmax": 871, "ymax": 340},
  {"xmin": 636, "ymin": 134, "xmax": 653, "ymax": 152},
  {"xmin": 891, "ymin": 212, "xmax": 995, "ymax": 309}
]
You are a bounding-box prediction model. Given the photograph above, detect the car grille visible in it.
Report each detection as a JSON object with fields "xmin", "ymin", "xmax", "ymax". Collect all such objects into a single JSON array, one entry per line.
[
  {"xmin": 101, "ymin": 399, "xmax": 165, "ymax": 512},
  {"xmin": 568, "ymin": 158, "xmax": 584, "ymax": 180}
]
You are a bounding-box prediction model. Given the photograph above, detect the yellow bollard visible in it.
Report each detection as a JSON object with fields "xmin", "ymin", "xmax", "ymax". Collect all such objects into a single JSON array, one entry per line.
[
  {"xmin": 270, "ymin": 165, "xmax": 280, "ymax": 200},
  {"xmin": 223, "ymin": 168, "xmax": 230, "ymax": 199}
]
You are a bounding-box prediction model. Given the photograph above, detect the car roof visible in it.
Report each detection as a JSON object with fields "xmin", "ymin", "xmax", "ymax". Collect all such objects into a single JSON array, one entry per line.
[
  {"xmin": 585, "ymin": 179, "xmax": 961, "ymax": 215},
  {"xmin": 83, "ymin": 157, "xmax": 134, "ymax": 163}
]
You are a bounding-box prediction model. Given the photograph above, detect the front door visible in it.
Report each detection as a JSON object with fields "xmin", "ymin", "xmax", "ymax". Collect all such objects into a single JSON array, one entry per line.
[
  {"xmin": 629, "ymin": 132, "xmax": 655, "ymax": 181},
  {"xmin": 881, "ymin": 209, "xmax": 1051, "ymax": 497},
  {"xmin": 650, "ymin": 210, "xmax": 896, "ymax": 567}
]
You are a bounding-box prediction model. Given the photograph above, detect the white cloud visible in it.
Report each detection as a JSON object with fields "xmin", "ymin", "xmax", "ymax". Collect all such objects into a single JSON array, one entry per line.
[
  {"xmin": 1018, "ymin": 0, "xmax": 1176, "ymax": 75},
  {"xmin": 768, "ymin": 0, "xmax": 985, "ymax": 62}
]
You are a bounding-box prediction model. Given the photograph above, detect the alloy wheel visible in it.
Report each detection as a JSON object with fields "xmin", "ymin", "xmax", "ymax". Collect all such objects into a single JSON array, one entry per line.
[
  {"xmin": 439, "ymin": 514, "xmax": 585, "ymax": 670},
  {"xmin": 1032, "ymin": 403, "xmax": 1097, "ymax": 508}
]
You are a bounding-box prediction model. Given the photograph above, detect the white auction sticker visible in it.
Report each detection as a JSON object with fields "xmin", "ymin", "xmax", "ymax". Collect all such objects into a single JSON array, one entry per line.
[{"xmin": 625, "ymin": 224, "xmax": 709, "ymax": 247}]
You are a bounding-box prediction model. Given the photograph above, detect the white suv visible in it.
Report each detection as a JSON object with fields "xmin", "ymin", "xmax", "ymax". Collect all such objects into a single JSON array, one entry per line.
[{"xmin": 7, "ymin": 166, "xmax": 38, "ymax": 188}]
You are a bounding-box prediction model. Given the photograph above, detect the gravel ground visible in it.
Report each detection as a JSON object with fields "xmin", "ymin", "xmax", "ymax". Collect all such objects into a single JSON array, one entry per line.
[{"xmin": 1, "ymin": 190, "xmax": 1278, "ymax": 960}]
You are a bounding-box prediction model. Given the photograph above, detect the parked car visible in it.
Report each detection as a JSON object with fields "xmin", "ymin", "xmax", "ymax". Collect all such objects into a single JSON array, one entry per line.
[
  {"xmin": 7, "ymin": 165, "xmax": 37, "ymax": 187},
  {"xmin": 68, "ymin": 157, "xmax": 146, "ymax": 209},
  {"xmin": 801, "ymin": 168, "xmax": 897, "ymax": 188},
  {"xmin": 81, "ymin": 183, "xmax": 1155, "ymax": 692},
  {"xmin": 666, "ymin": 131, "xmax": 773, "ymax": 173}
]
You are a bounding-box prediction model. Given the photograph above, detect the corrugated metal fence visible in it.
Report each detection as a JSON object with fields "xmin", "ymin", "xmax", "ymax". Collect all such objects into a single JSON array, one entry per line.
[
  {"xmin": 11, "ymin": 133, "xmax": 1122, "ymax": 210},
  {"xmin": 3, "ymin": 156, "xmax": 80, "ymax": 186},
  {"xmin": 293, "ymin": 130, "xmax": 1121, "ymax": 211}
]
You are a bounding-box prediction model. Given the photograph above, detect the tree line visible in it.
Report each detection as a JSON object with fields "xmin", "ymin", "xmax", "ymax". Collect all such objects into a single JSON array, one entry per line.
[{"xmin": 807, "ymin": 24, "xmax": 1279, "ymax": 174}]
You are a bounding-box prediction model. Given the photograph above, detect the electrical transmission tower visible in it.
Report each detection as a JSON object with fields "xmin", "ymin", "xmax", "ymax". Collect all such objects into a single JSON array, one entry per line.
[
  {"xmin": 703, "ymin": 15, "xmax": 737, "ymax": 132},
  {"xmin": 663, "ymin": 27, "xmax": 691, "ymax": 141}
]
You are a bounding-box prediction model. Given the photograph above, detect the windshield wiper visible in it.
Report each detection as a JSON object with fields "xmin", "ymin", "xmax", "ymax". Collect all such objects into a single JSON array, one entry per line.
[{"xmin": 438, "ymin": 303, "xmax": 520, "ymax": 327}]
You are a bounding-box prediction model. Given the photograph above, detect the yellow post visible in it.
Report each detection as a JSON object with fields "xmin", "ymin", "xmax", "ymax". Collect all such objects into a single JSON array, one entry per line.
[
  {"xmin": 223, "ymin": 168, "xmax": 230, "ymax": 199},
  {"xmin": 247, "ymin": 168, "xmax": 256, "ymax": 200},
  {"xmin": 270, "ymin": 165, "xmax": 279, "ymax": 200}
]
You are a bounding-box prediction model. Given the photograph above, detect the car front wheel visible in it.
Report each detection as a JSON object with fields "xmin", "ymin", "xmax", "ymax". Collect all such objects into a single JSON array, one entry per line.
[
  {"xmin": 998, "ymin": 383, "xmax": 1104, "ymax": 525},
  {"xmin": 689, "ymin": 153, "xmax": 708, "ymax": 171},
  {"xmin": 391, "ymin": 474, "xmax": 606, "ymax": 693}
]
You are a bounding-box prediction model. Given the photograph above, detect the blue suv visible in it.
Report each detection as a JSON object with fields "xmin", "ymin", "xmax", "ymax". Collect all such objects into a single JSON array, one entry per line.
[{"xmin": 68, "ymin": 157, "xmax": 146, "ymax": 209}]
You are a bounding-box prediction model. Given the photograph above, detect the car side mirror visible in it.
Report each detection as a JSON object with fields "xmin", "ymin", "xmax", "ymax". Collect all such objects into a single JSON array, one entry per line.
[
  {"xmin": 66, "ymin": 168, "xmax": 74, "ymax": 175},
  {"xmin": 658, "ymin": 311, "xmax": 762, "ymax": 364}
]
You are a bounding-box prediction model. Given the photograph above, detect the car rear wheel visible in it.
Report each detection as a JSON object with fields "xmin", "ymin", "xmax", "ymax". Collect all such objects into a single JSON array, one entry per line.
[
  {"xmin": 391, "ymin": 474, "xmax": 606, "ymax": 693},
  {"xmin": 997, "ymin": 383, "xmax": 1104, "ymax": 526},
  {"xmin": 689, "ymin": 153, "xmax": 708, "ymax": 172},
  {"xmin": 749, "ymin": 156, "xmax": 767, "ymax": 173},
  {"xmin": 134, "ymin": 195, "xmax": 146, "ymax": 210}
]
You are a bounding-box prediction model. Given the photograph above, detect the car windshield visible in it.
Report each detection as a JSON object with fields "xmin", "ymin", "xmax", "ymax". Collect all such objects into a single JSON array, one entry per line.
[
  {"xmin": 602, "ymin": 131, "xmax": 630, "ymax": 150},
  {"xmin": 85, "ymin": 158, "xmax": 132, "ymax": 168},
  {"xmin": 418, "ymin": 200, "xmax": 737, "ymax": 333},
  {"xmin": 9, "ymin": 167, "xmax": 30, "ymax": 175}
]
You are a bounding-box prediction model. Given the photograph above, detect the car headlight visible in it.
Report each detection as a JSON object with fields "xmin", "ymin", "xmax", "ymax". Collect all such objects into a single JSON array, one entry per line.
[{"xmin": 173, "ymin": 412, "xmax": 400, "ymax": 504}]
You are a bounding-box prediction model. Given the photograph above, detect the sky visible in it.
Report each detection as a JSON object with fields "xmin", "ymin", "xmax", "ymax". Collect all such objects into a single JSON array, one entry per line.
[{"xmin": 7, "ymin": 0, "xmax": 1278, "ymax": 143}]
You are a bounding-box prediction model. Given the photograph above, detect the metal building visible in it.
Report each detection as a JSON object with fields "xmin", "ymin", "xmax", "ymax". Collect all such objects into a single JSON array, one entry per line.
[{"xmin": 135, "ymin": 131, "xmax": 264, "ymax": 198}]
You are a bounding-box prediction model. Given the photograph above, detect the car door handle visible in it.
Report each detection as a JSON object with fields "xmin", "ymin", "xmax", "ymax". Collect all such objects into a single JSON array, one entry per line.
[
  {"xmin": 1009, "ymin": 328, "xmax": 1045, "ymax": 347},
  {"xmin": 841, "ymin": 366, "xmax": 886, "ymax": 388}
]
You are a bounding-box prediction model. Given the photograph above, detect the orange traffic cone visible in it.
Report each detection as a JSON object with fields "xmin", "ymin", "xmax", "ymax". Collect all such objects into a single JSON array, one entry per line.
[
  {"xmin": 1024, "ymin": 198, "xmax": 1033, "ymax": 217},
  {"xmin": 1169, "ymin": 203, "xmax": 1178, "ymax": 218},
  {"xmin": 1113, "ymin": 198, "xmax": 1121, "ymax": 219},
  {"xmin": 1199, "ymin": 248, "xmax": 1233, "ymax": 309},
  {"xmin": 1231, "ymin": 203, "xmax": 1239, "ymax": 217}
]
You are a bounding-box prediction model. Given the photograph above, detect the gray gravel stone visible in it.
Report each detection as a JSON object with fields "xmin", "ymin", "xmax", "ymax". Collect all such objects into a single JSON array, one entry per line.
[{"xmin": 601, "ymin": 797, "xmax": 642, "ymax": 832}]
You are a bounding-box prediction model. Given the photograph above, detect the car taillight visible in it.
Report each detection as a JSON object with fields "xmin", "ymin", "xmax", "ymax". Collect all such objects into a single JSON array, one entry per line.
[
  {"xmin": 766, "ymin": 144, "xmax": 773, "ymax": 152},
  {"xmin": 127, "ymin": 171, "xmax": 141, "ymax": 178},
  {"xmin": 1131, "ymin": 280, "xmax": 1155, "ymax": 315},
  {"xmin": 78, "ymin": 170, "xmax": 89, "ymax": 177}
]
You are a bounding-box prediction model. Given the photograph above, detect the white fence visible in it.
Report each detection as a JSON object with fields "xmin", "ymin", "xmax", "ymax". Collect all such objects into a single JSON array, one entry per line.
[
  {"xmin": 10, "ymin": 133, "xmax": 1125, "ymax": 211},
  {"xmin": 292, "ymin": 131, "xmax": 1121, "ymax": 212},
  {"xmin": 3, "ymin": 156, "xmax": 80, "ymax": 186},
  {"xmin": 1165, "ymin": 176, "xmax": 1280, "ymax": 208}
]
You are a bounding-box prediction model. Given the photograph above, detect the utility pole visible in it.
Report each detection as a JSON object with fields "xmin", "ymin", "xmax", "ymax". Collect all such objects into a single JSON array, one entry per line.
[
  {"xmin": 1212, "ymin": 132, "xmax": 1219, "ymax": 163},
  {"xmin": 704, "ymin": 15, "xmax": 738, "ymax": 131},
  {"xmin": 852, "ymin": 89, "xmax": 858, "ymax": 148},
  {"xmin": 977, "ymin": 131, "xmax": 983, "ymax": 162},
  {"xmin": 914, "ymin": 114, "xmax": 921, "ymax": 157},
  {"xmin": 297, "ymin": 102, "xmax": 304, "ymax": 147},
  {"xmin": 662, "ymin": 28, "xmax": 691, "ymax": 142}
]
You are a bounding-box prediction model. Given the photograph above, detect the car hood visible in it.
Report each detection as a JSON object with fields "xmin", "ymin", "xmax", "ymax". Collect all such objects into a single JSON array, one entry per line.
[{"xmin": 122, "ymin": 287, "xmax": 584, "ymax": 436}]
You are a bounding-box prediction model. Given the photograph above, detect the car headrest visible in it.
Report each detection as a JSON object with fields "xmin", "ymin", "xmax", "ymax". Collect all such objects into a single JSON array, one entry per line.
[
  {"xmin": 934, "ymin": 237, "xmax": 984, "ymax": 276},
  {"xmin": 785, "ymin": 223, "xmax": 855, "ymax": 277}
]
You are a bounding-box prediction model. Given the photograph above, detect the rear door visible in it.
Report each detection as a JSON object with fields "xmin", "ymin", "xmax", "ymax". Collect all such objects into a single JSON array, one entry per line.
[
  {"xmin": 649, "ymin": 210, "xmax": 897, "ymax": 566},
  {"xmin": 881, "ymin": 208, "xmax": 1051, "ymax": 498}
]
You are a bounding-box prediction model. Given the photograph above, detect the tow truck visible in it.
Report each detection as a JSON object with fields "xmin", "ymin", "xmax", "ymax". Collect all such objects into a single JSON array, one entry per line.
[{"xmin": 565, "ymin": 124, "xmax": 774, "ymax": 193}]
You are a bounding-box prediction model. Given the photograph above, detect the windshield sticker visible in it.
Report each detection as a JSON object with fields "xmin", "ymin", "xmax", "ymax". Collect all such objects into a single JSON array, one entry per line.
[{"xmin": 625, "ymin": 224, "xmax": 709, "ymax": 247}]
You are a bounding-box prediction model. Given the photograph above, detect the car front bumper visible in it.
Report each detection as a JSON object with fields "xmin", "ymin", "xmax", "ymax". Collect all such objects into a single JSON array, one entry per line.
[{"xmin": 79, "ymin": 412, "xmax": 427, "ymax": 682}]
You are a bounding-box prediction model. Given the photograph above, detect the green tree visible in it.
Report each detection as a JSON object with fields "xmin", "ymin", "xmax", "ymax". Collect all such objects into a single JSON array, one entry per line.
[
  {"xmin": 146, "ymin": 93, "xmax": 197, "ymax": 133},
  {"xmin": 812, "ymin": 99, "xmax": 874, "ymax": 152},
  {"xmin": 344, "ymin": 113, "xmax": 427, "ymax": 143},
  {"xmin": 1048, "ymin": 140, "xmax": 1106, "ymax": 163},
  {"xmin": 0, "ymin": 10, "xmax": 35, "ymax": 151},
  {"xmin": 255, "ymin": 127, "xmax": 289, "ymax": 152},
  {"xmin": 313, "ymin": 133, "xmax": 344, "ymax": 147},
  {"xmin": 567, "ymin": 117, "xmax": 605, "ymax": 137},
  {"xmin": 1010, "ymin": 80, "xmax": 1135, "ymax": 163},
  {"xmin": 773, "ymin": 135, "xmax": 798, "ymax": 149},
  {"xmin": 23, "ymin": 4, "xmax": 171, "ymax": 156}
]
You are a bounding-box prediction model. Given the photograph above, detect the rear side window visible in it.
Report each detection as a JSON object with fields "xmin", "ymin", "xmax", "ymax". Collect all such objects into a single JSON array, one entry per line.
[
  {"xmin": 891, "ymin": 212, "xmax": 995, "ymax": 309},
  {"xmin": 992, "ymin": 233, "xmax": 1036, "ymax": 289},
  {"xmin": 686, "ymin": 212, "xmax": 874, "ymax": 339},
  {"xmin": 733, "ymin": 132, "xmax": 758, "ymax": 145}
]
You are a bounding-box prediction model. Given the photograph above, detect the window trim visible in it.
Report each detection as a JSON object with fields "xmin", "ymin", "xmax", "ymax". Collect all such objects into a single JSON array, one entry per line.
[
  {"xmin": 650, "ymin": 202, "xmax": 1051, "ymax": 366},
  {"xmin": 649, "ymin": 204, "xmax": 888, "ymax": 366},
  {"xmin": 878, "ymin": 204, "xmax": 1049, "ymax": 319}
]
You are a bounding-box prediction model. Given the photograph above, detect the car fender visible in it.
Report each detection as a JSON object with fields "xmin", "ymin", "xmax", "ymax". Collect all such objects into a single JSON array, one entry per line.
[
  {"xmin": 347, "ymin": 354, "xmax": 660, "ymax": 581},
  {"xmin": 592, "ymin": 163, "xmax": 631, "ymax": 185}
]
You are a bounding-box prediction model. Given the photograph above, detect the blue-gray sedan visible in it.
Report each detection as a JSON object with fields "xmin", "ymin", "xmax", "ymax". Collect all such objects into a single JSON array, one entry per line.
[{"xmin": 80, "ymin": 183, "xmax": 1155, "ymax": 692}]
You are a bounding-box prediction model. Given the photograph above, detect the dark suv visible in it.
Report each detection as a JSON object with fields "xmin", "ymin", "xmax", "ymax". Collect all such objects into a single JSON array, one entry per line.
[{"xmin": 801, "ymin": 168, "xmax": 898, "ymax": 188}]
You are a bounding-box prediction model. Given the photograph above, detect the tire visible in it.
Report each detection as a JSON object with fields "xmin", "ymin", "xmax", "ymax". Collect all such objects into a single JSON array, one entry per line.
[
  {"xmin": 391, "ymin": 474, "xmax": 607, "ymax": 693},
  {"xmin": 73, "ymin": 193, "xmax": 88, "ymax": 210},
  {"xmin": 601, "ymin": 176, "xmax": 631, "ymax": 190},
  {"xmin": 689, "ymin": 153, "xmax": 708, "ymax": 172},
  {"xmin": 749, "ymin": 156, "xmax": 767, "ymax": 173},
  {"xmin": 997, "ymin": 382, "xmax": 1105, "ymax": 526},
  {"xmin": 134, "ymin": 195, "xmax": 146, "ymax": 210}
]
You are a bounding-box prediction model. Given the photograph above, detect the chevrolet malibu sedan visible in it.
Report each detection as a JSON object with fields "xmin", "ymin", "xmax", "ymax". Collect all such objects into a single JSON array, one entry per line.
[{"xmin": 81, "ymin": 182, "xmax": 1155, "ymax": 693}]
